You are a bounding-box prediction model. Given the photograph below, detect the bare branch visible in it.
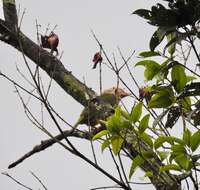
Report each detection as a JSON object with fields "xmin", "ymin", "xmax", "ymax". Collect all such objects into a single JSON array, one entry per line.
[
  {"xmin": 30, "ymin": 171, "xmax": 48, "ymax": 190},
  {"xmin": 0, "ymin": 18, "xmax": 96, "ymax": 107},
  {"xmin": 2, "ymin": 0, "xmax": 18, "ymax": 29},
  {"xmin": 2, "ymin": 172, "xmax": 33, "ymax": 190},
  {"xmin": 8, "ymin": 129, "xmax": 90, "ymax": 169}
]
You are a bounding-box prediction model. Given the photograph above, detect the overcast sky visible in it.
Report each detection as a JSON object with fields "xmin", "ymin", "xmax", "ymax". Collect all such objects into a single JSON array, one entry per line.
[{"xmin": 0, "ymin": 1, "xmax": 158, "ymax": 189}]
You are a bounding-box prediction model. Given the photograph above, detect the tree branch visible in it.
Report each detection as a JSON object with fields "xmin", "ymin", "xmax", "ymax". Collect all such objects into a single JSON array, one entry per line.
[
  {"xmin": 0, "ymin": 19, "xmax": 96, "ymax": 107},
  {"xmin": 8, "ymin": 129, "xmax": 91, "ymax": 169},
  {"xmin": 3, "ymin": 0, "xmax": 18, "ymax": 29}
]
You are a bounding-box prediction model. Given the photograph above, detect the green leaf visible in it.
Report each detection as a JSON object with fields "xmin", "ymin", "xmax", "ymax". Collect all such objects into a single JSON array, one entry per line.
[
  {"xmin": 169, "ymin": 153, "xmax": 177, "ymax": 163},
  {"xmin": 129, "ymin": 155, "xmax": 144, "ymax": 179},
  {"xmin": 106, "ymin": 113, "xmax": 121, "ymax": 133},
  {"xmin": 115, "ymin": 106, "xmax": 122, "ymax": 119},
  {"xmin": 171, "ymin": 144, "xmax": 186, "ymax": 155},
  {"xmin": 121, "ymin": 120, "xmax": 133, "ymax": 130},
  {"xmin": 139, "ymin": 51, "xmax": 160, "ymax": 58},
  {"xmin": 174, "ymin": 154, "xmax": 191, "ymax": 171},
  {"xmin": 190, "ymin": 130, "xmax": 200, "ymax": 151},
  {"xmin": 120, "ymin": 109, "xmax": 130, "ymax": 120},
  {"xmin": 165, "ymin": 32, "xmax": 187, "ymax": 55},
  {"xmin": 138, "ymin": 114, "xmax": 150, "ymax": 134},
  {"xmin": 111, "ymin": 135, "xmax": 124, "ymax": 155},
  {"xmin": 154, "ymin": 136, "xmax": 183, "ymax": 149},
  {"xmin": 186, "ymin": 76, "xmax": 197, "ymax": 83},
  {"xmin": 159, "ymin": 164, "xmax": 181, "ymax": 172},
  {"xmin": 148, "ymin": 89, "xmax": 174, "ymax": 108},
  {"xmin": 158, "ymin": 151, "xmax": 170, "ymax": 161},
  {"xmin": 141, "ymin": 150, "xmax": 155, "ymax": 159},
  {"xmin": 154, "ymin": 136, "xmax": 168, "ymax": 149},
  {"xmin": 156, "ymin": 59, "xmax": 171, "ymax": 82},
  {"xmin": 92, "ymin": 130, "xmax": 109, "ymax": 141},
  {"xmin": 130, "ymin": 102, "xmax": 143, "ymax": 123},
  {"xmin": 166, "ymin": 32, "xmax": 177, "ymax": 55},
  {"xmin": 132, "ymin": 9, "xmax": 151, "ymax": 20},
  {"xmin": 140, "ymin": 132, "xmax": 153, "ymax": 148},
  {"xmin": 178, "ymin": 97, "xmax": 191, "ymax": 112},
  {"xmin": 171, "ymin": 64, "xmax": 187, "ymax": 93},
  {"xmin": 135, "ymin": 60, "xmax": 161, "ymax": 81},
  {"xmin": 106, "ymin": 118, "xmax": 116, "ymax": 133},
  {"xmin": 101, "ymin": 139, "xmax": 111, "ymax": 152},
  {"xmin": 144, "ymin": 171, "xmax": 153, "ymax": 178},
  {"xmin": 183, "ymin": 128, "xmax": 191, "ymax": 147}
]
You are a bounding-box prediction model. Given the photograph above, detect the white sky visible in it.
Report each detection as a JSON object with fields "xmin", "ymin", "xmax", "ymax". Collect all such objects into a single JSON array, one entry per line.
[{"xmin": 0, "ymin": 1, "xmax": 158, "ymax": 190}]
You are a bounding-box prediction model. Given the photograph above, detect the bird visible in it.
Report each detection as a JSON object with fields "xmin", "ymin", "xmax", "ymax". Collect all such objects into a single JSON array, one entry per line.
[
  {"xmin": 99, "ymin": 87, "xmax": 131, "ymax": 106},
  {"xmin": 70, "ymin": 87, "xmax": 131, "ymax": 133},
  {"xmin": 92, "ymin": 52, "xmax": 102, "ymax": 69},
  {"xmin": 41, "ymin": 32, "xmax": 59, "ymax": 55}
]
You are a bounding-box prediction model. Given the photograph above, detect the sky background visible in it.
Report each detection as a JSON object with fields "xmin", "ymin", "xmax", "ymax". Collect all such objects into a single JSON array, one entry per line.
[{"xmin": 0, "ymin": 1, "xmax": 159, "ymax": 189}]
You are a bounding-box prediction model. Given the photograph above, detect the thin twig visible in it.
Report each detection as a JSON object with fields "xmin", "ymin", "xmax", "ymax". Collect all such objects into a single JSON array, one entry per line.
[
  {"xmin": 99, "ymin": 48, "xmax": 103, "ymax": 95},
  {"xmin": 118, "ymin": 154, "xmax": 131, "ymax": 189},
  {"xmin": 18, "ymin": 8, "xmax": 26, "ymax": 29},
  {"xmin": 16, "ymin": 62, "xmax": 36, "ymax": 88},
  {"xmin": 0, "ymin": 71, "xmax": 41, "ymax": 101},
  {"xmin": 90, "ymin": 185, "xmax": 122, "ymax": 190},
  {"xmin": 30, "ymin": 171, "xmax": 48, "ymax": 190},
  {"xmin": 117, "ymin": 47, "xmax": 139, "ymax": 89},
  {"xmin": 83, "ymin": 77, "xmax": 98, "ymax": 165},
  {"xmin": 2, "ymin": 172, "xmax": 33, "ymax": 190},
  {"xmin": 108, "ymin": 145, "xmax": 124, "ymax": 184}
]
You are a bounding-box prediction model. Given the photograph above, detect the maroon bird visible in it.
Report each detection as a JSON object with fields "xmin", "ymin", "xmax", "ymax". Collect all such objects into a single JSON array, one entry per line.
[
  {"xmin": 41, "ymin": 32, "xmax": 59, "ymax": 55},
  {"xmin": 92, "ymin": 52, "xmax": 103, "ymax": 69}
]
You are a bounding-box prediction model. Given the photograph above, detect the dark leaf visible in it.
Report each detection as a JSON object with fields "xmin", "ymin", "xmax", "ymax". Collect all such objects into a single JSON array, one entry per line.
[
  {"xmin": 178, "ymin": 82, "xmax": 200, "ymax": 99},
  {"xmin": 165, "ymin": 106, "xmax": 181, "ymax": 128},
  {"xmin": 132, "ymin": 9, "xmax": 151, "ymax": 20},
  {"xmin": 150, "ymin": 28, "xmax": 165, "ymax": 51},
  {"xmin": 193, "ymin": 110, "xmax": 200, "ymax": 127}
]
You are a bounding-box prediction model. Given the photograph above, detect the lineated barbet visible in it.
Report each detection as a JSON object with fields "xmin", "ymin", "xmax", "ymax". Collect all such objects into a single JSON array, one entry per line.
[{"xmin": 70, "ymin": 87, "xmax": 130, "ymax": 133}]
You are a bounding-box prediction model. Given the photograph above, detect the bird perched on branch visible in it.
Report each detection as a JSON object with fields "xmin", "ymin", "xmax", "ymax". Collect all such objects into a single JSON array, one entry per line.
[
  {"xmin": 70, "ymin": 87, "xmax": 131, "ymax": 133},
  {"xmin": 41, "ymin": 32, "xmax": 59, "ymax": 55},
  {"xmin": 92, "ymin": 52, "xmax": 103, "ymax": 69}
]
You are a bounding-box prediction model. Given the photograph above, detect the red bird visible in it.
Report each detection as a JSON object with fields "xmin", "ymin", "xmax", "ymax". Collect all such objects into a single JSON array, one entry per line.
[
  {"xmin": 41, "ymin": 32, "xmax": 59, "ymax": 55},
  {"xmin": 92, "ymin": 52, "xmax": 102, "ymax": 69}
]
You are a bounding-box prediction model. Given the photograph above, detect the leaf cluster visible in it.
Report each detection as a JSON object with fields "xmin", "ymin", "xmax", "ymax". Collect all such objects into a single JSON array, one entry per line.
[
  {"xmin": 92, "ymin": 0, "xmax": 200, "ymax": 185},
  {"xmin": 133, "ymin": 0, "xmax": 200, "ymax": 53}
]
